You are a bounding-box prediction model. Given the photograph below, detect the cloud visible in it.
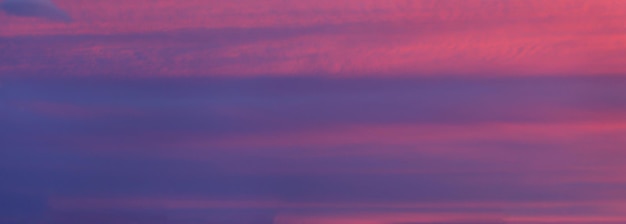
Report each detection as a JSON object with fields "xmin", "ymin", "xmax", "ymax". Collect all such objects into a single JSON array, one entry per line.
[
  {"xmin": 0, "ymin": 0, "xmax": 71, "ymax": 22},
  {"xmin": 394, "ymin": 222, "xmax": 505, "ymax": 224}
]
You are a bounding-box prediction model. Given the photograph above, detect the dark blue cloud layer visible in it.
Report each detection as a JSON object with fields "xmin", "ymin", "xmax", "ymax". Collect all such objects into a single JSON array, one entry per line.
[
  {"xmin": 2, "ymin": 75, "xmax": 625, "ymax": 223},
  {"xmin": 1, "ymin": 0, "xmax": 71, "ymax": 22}
]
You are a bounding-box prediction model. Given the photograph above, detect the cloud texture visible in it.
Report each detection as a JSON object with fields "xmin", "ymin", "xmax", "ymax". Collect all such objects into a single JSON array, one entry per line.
[
  {"xmin": 3, "ymin": 75, "xmax": 626, "ymax": 223},
  {"xmin": 2, "ymin": 1, "xmax": 626, "ymax": 224}
]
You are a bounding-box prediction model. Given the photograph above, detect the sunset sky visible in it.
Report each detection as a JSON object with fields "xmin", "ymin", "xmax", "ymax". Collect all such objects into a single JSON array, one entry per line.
[{"xmin": 2, "ymin": 0, "xmax": 626, "ymax": 223}]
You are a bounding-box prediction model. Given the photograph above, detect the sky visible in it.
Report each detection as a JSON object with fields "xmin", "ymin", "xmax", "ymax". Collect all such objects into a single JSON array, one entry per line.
[{"xmin": 1, "ymin": 0, "xmax": 626, "ymax": 223}]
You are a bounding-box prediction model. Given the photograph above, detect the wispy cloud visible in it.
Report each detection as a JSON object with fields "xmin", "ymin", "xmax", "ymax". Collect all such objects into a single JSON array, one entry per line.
[{"xmin": 0, "ymin": 0, "xmax": 71, "ymax": 22}]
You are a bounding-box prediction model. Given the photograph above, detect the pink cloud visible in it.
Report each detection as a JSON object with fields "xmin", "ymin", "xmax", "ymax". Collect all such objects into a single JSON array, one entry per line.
[
  {"xmin": 48, "ymin": 197, "xmax": 626, "ymax": 211},
  {"xmin": 2, "ymin": 1, "xmax": 626, "ymax": 77},
  {"xmin": 49, "ymin": 197, "xmax": 626, "ymax": 224},
  {"xmin": 4, "ymin": 0, "xmax": 626, "ymax": 35},
  {"xmin": 3, "ymin": 2, "xmax": 626, "ymax": 221}
]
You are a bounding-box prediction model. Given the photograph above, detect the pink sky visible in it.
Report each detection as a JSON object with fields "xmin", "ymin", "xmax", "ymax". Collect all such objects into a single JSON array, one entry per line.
[
  {"xmin": 2, "ymin": 0, "xmax": 626, "ymax": 77},
  {"xmin": 2, "ymin": 1, "xmax": 626, "ymax": 224}
]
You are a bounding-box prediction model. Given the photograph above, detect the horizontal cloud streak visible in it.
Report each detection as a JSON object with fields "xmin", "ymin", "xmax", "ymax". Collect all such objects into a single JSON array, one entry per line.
[
  {"xmin": 3, "ymin": 76, "xmax": 626, "ymax": 211},
  {"xmin": 2, "ymin": 1, "xmax": 626, "ymax": 76},
  {"xmin": 3, "ymin": 0, "xmax": 626, "ymax": 35},
  {"xmin": 2, "ymin": 1, "xmax": 626, "ymax": 223}
]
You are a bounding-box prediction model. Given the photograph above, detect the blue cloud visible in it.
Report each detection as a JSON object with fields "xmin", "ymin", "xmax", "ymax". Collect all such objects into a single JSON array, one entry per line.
[{"xmin": 1, "ymin": 0, "xmax": 71, "ymax": 22}]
